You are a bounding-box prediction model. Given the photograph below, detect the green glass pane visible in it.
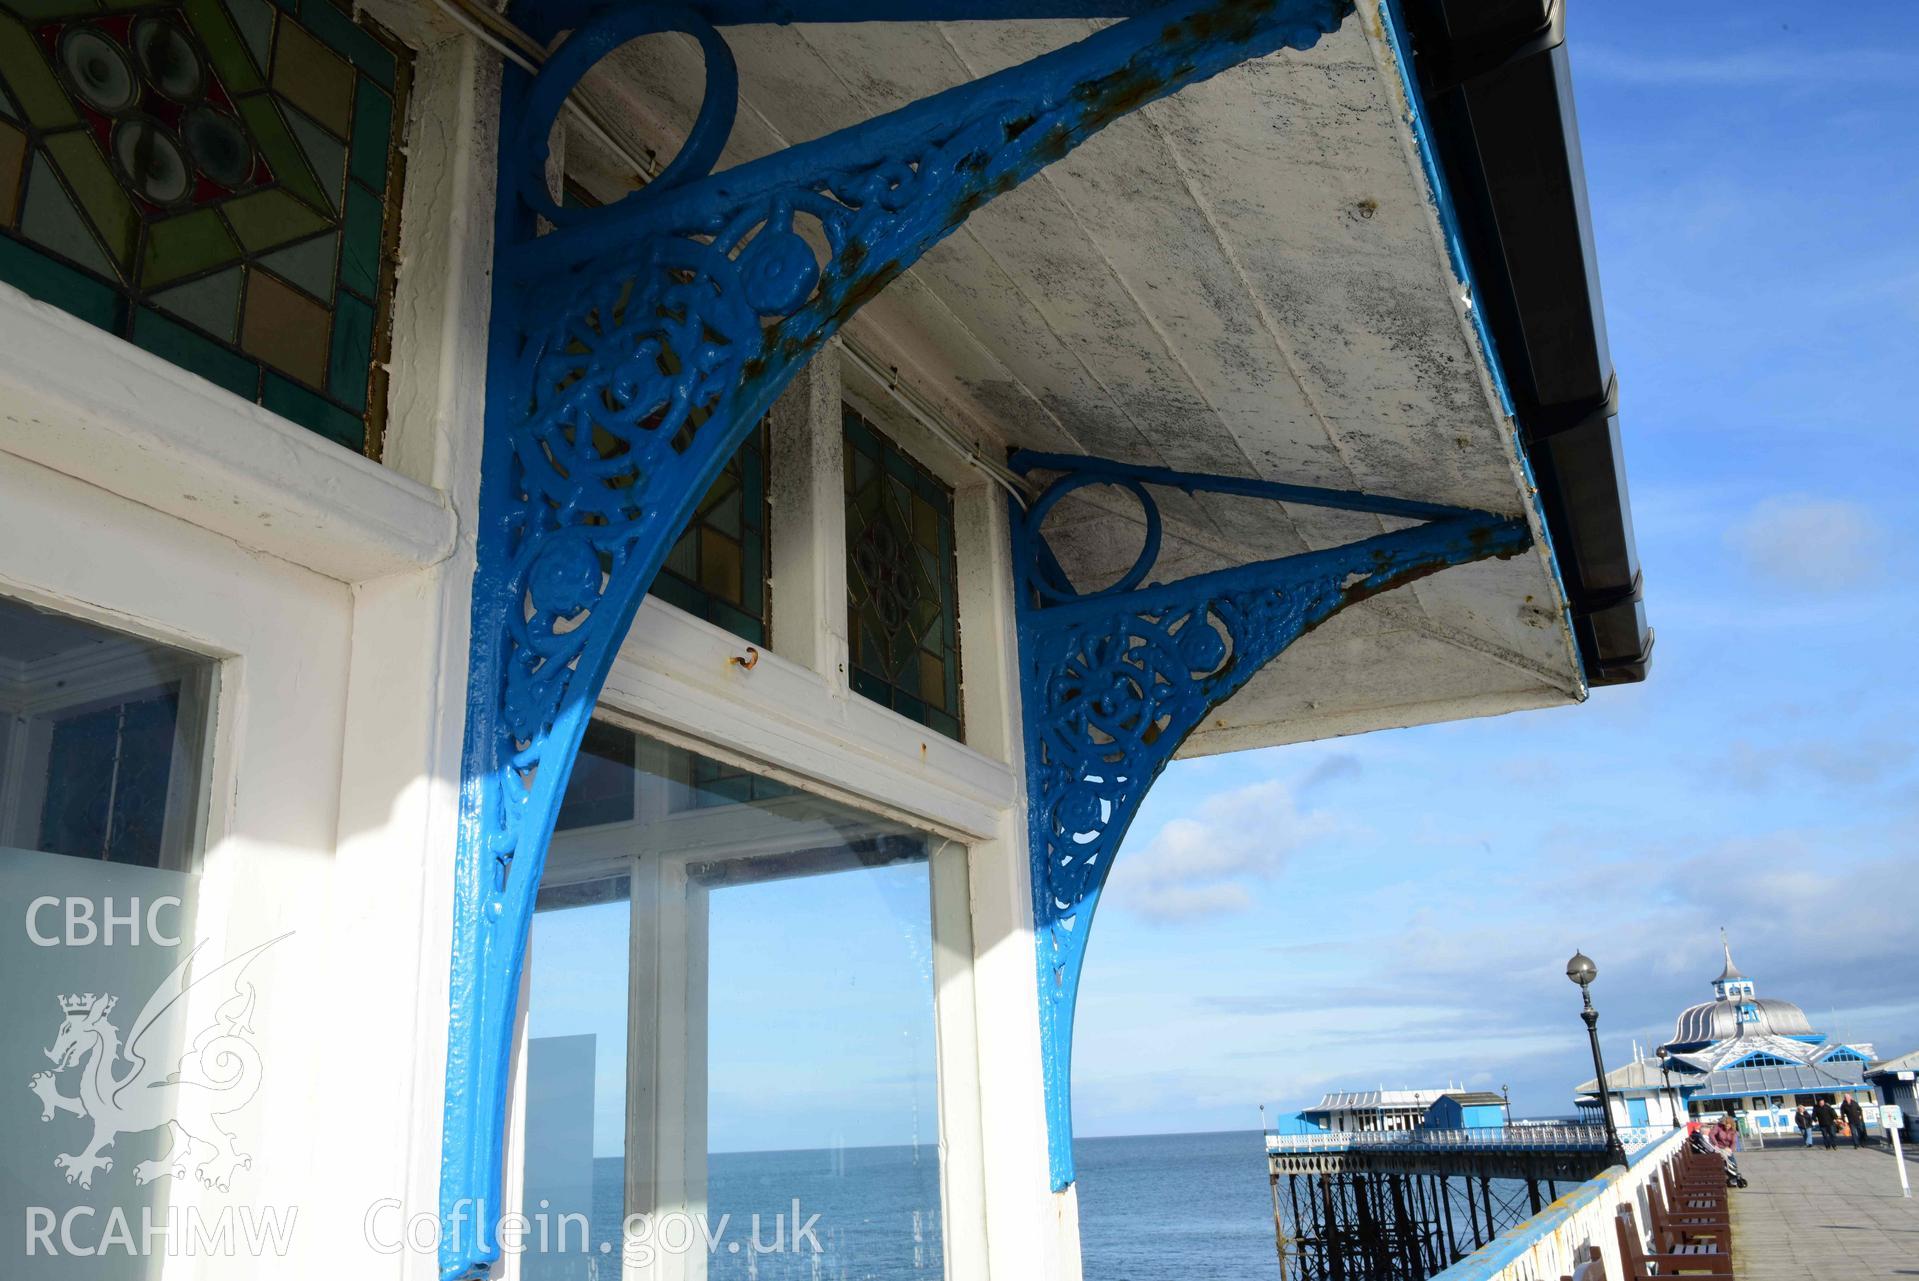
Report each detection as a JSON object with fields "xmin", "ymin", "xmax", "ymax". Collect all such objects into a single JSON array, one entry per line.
[
  {"xmin": 0, "ymin": 81, "xmax": 17, "ymax": 122},
  {"xmin": 232, "ymin": 95, "xmax": 329, "ymax": 212},
  {"xmin": 141, "ymin": 208, "xmax": 240, "ymax": 288},
  {"xmin": 912, "ymin": 494, "xmax": 938, "ymax": 550},
  {"xmin": 283, "ymin": 104, "xmax": 344, "ymax": 211},
  {"xmin": 849, "ymin": 667, "xmax": 887, "ymax": 706},
  {"xmin": 43, "ymin": 131, "xmax": 135, "ymax": 272},
  {"xmin": 708, "ymin": 602, "xmax": 763, "ymax": 646},
  {"xmin": 151, "ymin": 265, "xmax": 243, "ymax": 339},
  {"xmin": 296, "ymin": 0, "xmax": 396, "ymax": 89},
  {"xmin": 131, "ymin": 307, "xmax": 256, "ymax": 398},
  {"xmin": 0, "ymin": 15, "xmax": 79, "ymax": 129},
  {"xmin": 270, "ymin": 19, "xmax": 352, "ymax": 136},
  {"xmin": 255, "ymin": 230, "xmax": 335, "ymax": 300},
  {"xmin": 223, "ymin": 0, "xmax": 275, "ymax": 75},
  {"xmin": 925, "ymin": 708, "xmax": 960, "ymax": 741},
  {"xmin": 222, "ymin": 186, "xmax": 329, "ymax": 253},
  {"xmin": 338, "ymin": 179, "xmax": 380, "ymax": 295},
  {"xmin": 663, "ymin": 527, "xmax": 698, "ymax": 581},
  {"xmin": 262, "ymin": 372, "xmax": 361, "ymax": 450},
  {"xmin": 708, "ymin": 484, "xmax": 743, "ymax": 536},
  {"xmin": 327, "ymin": 289, "xmax": 371, "ymax": 410},
  {"xmin": 20, "ymin": 154, "xmax": 114, "ymax": 278},
  {"xmin": 648, "ymin": 571, "xmax": 699, "ymax": 616},
  {"xmin": 348, "ymin": 77, "xmax": 391, "ymax": 193},
  {"xmin": 0, "ymin": 234, "xmax": 117, "ymax": 326},
  {"xmin": 185, "ymin": 0, "xmax": 263, "ymax": 93}
]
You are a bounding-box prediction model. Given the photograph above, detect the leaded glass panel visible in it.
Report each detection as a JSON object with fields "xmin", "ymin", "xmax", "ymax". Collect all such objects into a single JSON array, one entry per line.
[
  {"xmin": 650, "ymin": 416, "xmax": 771, "ymax": 647},
  {"xmin": 843, "ymin": 405, "xmax": 962, "ymax": 740},
  {"xmin": 0, "ymin": 0, "xmax": 410, "ymax": 455}
]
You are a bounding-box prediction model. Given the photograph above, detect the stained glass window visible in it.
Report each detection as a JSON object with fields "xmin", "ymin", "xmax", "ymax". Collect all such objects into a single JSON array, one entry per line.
[
  {"xmin": 649, "ymin": 416, "xmax": 771, "ymax": 647},
  {"xmin": 843, "ymin": 404, "xmax": 962, "ymax": 740},
  {"xmin": 0, "ymin": 0, "xmax": 410, "ymax": 455}
]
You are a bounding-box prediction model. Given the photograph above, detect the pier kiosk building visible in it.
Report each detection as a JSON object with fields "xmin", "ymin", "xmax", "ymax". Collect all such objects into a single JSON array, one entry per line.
[
  {"xmin": 1576, "ymin": 939, "xmax": 1880, "ymax": 1139},
  {"xmin": 0, "ymin": 1, "xmax": 1646, "ymax": 1277}
]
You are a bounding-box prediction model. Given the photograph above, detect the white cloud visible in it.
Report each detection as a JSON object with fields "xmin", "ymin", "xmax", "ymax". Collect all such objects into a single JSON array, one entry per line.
[
  {"xmin": 1727, "ymin": 495, "xmax": 1880, "ymax": 589},
  {"xmin": 1112, "ymin": 780, "xmax": 1339, "ymax": 923}
]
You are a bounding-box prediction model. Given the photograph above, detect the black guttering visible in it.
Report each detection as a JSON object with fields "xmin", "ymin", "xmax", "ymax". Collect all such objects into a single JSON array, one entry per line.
[{"xmin": 1397, "ymin": 0, "xmax": 1652, "ymax": 685}]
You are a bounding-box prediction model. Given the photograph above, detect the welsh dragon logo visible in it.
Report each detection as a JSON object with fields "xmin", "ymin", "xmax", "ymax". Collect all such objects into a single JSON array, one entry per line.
[{"xmin": 28, "ymin": 934, "xmax": 286, "ymax": 1192}]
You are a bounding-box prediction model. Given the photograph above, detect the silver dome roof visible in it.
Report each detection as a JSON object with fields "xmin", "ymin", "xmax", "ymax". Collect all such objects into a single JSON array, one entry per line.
[{"xmin": 1667, "ymin": 996, "xmax": 1813, "ymax": 1048}]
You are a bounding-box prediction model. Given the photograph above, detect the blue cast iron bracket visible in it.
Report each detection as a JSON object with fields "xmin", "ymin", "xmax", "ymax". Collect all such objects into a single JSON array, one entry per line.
[
  {"xmin": 1010, "ymin": 451, "xmax": 1532, "ymax": 1189},
  {"xmin": 445, "ymin": 2, "xmax": 1353, "ymax": 1275}
]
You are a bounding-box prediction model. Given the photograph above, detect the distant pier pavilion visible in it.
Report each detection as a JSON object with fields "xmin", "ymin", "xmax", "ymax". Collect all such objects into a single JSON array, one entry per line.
[{"xmin": 1575, "ymin": 936, "xmax": 1882, "ymax": 1139}]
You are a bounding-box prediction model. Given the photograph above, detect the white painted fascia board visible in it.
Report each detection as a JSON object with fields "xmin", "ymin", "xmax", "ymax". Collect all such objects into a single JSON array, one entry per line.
[
  {"xmin": 0, "ymin": 284, "xmax": 456, "ymax": 584},
  {"xmin": 601, "ymin": 600, "xmax": 1016, "ymax": 843}
]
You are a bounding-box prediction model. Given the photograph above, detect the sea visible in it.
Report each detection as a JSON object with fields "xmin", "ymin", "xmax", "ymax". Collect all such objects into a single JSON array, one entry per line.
[{"xmin": 535, "ymin": 1129, "xmax": 1281, "ymax": 1280}]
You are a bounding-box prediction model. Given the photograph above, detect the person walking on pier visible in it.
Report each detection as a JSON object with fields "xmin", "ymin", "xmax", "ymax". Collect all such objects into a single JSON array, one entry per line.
[
  {"xmin": 1842, "ymin": 1097, "xmax": 1869, "ymax": 1148},
  {"xmin": 1707, "ymin": 1114, "xmax": 1748, "ymax": 1187},
  {"xmin": 1796, "ymin": 1104, "xmax": 1816, "ymax": 1148},
  {"xmin": 1814, "ymin": 1098, "xmax": 1839, "ymax": 1150}
]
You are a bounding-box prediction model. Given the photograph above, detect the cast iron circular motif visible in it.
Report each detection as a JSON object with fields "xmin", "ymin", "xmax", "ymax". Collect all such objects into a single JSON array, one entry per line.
[
  {"xmin": 131, "ymin": 18, "xmax": 206, "ymax": 103},
  {"xmin": 181, "ymin": 106, "xmax": 252, "ymax": 188},
  {"xmin": 112, "ymin": 118, "xmax": 193, "ymax": 207},
  {"xmin": 58, "ymin": 28, "xmax": 139, "ymax": 115}
]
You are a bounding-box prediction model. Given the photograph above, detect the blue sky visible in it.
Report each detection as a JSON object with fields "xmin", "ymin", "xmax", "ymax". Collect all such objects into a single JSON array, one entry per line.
[{"xmin": 1071, "ymin": 0, "xmax": 1919, "ymax": 1134}]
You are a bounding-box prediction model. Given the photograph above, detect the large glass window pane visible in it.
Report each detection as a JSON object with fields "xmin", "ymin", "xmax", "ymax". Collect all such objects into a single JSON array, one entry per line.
[
  {"xmin": 519, "ymin": 721, "xmax": 944, "ymax": 1279},
  {"xmin": 0, "ymin": 595, "xmax": 216, "ymax": 1277},
  {"xmin": 522, "ymin": 872, "xmax": 632, "ymax": 1278},
  {"xmin": 706, "ymin": 857, "xmax": 941, "ymax": 1279}
]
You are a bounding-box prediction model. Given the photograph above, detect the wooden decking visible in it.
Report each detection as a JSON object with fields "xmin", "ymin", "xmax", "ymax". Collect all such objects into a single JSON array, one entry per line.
[{"xmin": 1730, "ymin": 1141, "xmax": 1919, "ymax": 1279}]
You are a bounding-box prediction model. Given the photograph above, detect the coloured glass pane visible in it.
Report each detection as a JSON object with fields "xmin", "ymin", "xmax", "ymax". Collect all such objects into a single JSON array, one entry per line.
[
  {"xmin": 0, "ymin": 0, "xmax": 410, "ymax": 457},
  {"xmin": 648, "ymin": 417, "xmax": 771, "ymax": 647},
  {"xmin": 843, "ymin": 405, "xmax": 963, "ymax": 740}
]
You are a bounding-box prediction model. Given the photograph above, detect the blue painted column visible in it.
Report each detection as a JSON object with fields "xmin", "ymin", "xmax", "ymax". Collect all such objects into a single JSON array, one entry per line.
[
  {"xmin": 1009, "ymin": 454, "xmax": 1532, "ymax": 1187},
  {"xmin": 441, "ymin": 4, "xmax": 1352, "ymax": 1276}
]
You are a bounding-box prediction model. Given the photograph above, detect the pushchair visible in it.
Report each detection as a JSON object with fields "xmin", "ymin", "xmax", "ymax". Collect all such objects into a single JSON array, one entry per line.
[{"xmin": 1688, "ymin": 1128, "xmax": 1748, "ymax": 1187}]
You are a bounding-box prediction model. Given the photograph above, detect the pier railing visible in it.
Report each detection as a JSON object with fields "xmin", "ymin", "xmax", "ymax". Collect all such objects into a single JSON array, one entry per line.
[
  {"xmin": 1425, "ymin": 1127, "xmax": 1688, "ymax": 1281},
  {"xmin": 1265, "ymin": 1124, "xmax": 1661, "ymax": 1155}
]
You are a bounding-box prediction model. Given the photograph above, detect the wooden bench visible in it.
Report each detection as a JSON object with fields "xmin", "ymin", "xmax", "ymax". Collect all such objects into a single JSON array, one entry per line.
[
  {"xmin": 1616, "ymin": 1203, "xmax": 1734, "ymax": 1278},
  {"xmin": 1650, "ymin": 1180, "xmax": 1731, "ymax": 1251},
  {"xmin": 1660, "ymin": 1164, "xmax": 1731, "ymax": 1224}
]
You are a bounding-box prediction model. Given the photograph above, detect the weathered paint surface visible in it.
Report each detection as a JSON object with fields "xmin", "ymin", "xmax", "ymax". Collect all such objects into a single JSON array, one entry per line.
[{"xmin": 572, "ymin": 6, "xmax": 1585, "ymax": 754}]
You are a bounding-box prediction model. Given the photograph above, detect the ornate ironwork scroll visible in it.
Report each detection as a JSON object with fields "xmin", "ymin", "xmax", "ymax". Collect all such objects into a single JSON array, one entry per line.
[
  {"xmin": 445, "ymin": 3, "xmax": 1353, "ymax": 1275},
  {"xmin": 1010, "ymin": 452, "xmax": 1532, "ymax": 1188}
]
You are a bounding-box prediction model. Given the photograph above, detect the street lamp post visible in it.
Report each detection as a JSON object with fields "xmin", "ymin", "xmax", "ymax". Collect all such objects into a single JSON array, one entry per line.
[
  {"xmin": 1656, "ymin": 1047, "xmax": 1681, "ymax": 1130},
  {"xmin": 1566, "ymin": 950, "xmax": 1630, "ymax": 1168}
]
